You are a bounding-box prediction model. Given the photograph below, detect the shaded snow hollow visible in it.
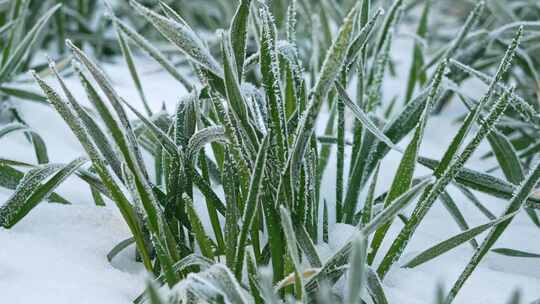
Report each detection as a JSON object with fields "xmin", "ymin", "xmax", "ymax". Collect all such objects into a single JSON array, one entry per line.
[{"xmin": 1, "ymin": 47, "xmax": 540, "ymax": 303}]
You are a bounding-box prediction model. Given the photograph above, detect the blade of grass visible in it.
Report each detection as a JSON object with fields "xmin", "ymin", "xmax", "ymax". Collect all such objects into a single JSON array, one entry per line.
[
  {"xmin": 107, "ymin": 237, "xmax": 135, "ymax": 262},
  {"xmin": 418, "ymin": 157, "xmax": 540, "ymax": 208},
  {"xmin": 366, "ymin": 267, "xmax": 389, "ymax": 304},
  {"xmin": 184, "ymin": 193, "xmax": 215, "ymax": 259},
  {"xmin": 221, "ymin": 31, "xmax": 259, "ymax": 152},
  {"xmin": 492, "ymin": 248, "xmax": 540, "ymax": 258},
  {"xmin": 345, "ymin": 232, "xmax": 368, "ymax": 304},
  {"xmin": 336, "ymin": 83, "xmax": 401, "ymax": 153},
  {"xmin": 440, "ymin": 190, "xmax": 479, "ymax": 249},
  {"xmin": 113, "ymin": 24, "xmax": 151, "ymax": 116},
  {"xmin": 404, "ymin": 0, "xmax": 430, "ymax": 103},
  {"xmin": 112, "ymin": 16, "xmax": 191, "ymax": 90},
  {"xmin": 229, "ymin": 0, "xmax": 251, "ymax": 78},
  {"xmin": 402, "ymin": 212, "xmax": 517, "ymax": 268},
  {"xmin": 259, "ymin": 4, "xmax": 288, "ymax": 165},
  {"xmin": 279, "ymin": 205, "xmax": 305, "ymax": 300},
  {"xmin": 234, "ymin": 134, "xmax": 270, "ymax": 280},
  {"xmin": 446, "ymin": 156, "xmax": 540, "ymax": 302},
  {"xmin": 130, "ymin": 0, "xmax": 223, "ymax": 78}
]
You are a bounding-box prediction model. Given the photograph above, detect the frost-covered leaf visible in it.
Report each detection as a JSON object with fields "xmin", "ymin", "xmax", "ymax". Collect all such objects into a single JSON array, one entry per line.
[
  {"xmin": 234, "ymin": 134, "xmax": 270, "ymax": 279},
  {"xmin": 229, "ymin": 0, "xmax": 251, "ymax": 77},
  {"xmin": 366, "ymin": 267, "xmax": 389, "ymax": 304},
  {"xmin": 184, "ymin": 193, "xmax": 215, "ymax": 259},
  {"xmin": 447, "ymin": 156, "xmax": 540, "ymax": 301},
  {"xmin": 336, "ymin": 83, "xmax": 400, "ymax": 152},
  {"xmin": 112, "ymin": 16, "xmax": 191, "ymax": 89},
  {"xmin": 131, "ymin": 0, "xmax": 223, "ymax": 77},
  {"xmin": 187, "ymin": 126, "xmax": 226, "ymax": 166},
  {"xmin": 492, "ymin": 248, "xmax": 540, "ymax": 258},
  {"xmin": 345, "ymin": 232, "xmax": 367, "ymax": 304},
  {"xmin": 0, "ymin": 157, "xmax": 86, "ymax": 228},
  {"xmin": 402, "ymin": 212, "xmax": 518, "ymax": 268}
]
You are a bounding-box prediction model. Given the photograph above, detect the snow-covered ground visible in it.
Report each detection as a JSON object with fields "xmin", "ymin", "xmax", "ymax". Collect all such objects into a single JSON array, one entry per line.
[{"xmin": 1, "ymin": 47, "xmax": 539, "ymax": 303}]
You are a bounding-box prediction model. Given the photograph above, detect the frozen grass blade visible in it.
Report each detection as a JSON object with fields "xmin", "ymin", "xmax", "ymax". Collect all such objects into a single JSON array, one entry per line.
[
  {"xmin": 365, "ymin": 31, "xmax": 393, "ymax": 111},
  {"xmin": 317, "ymin": 103, "xmax": 337, "ymax": 196},
  {"xmin": 366, "ymin": 267, "xmax": 389, "ymax": 304},
  {"xmin": 336, "ymin": 83, "xmax": 400, "ymax": 152},
  {"xmin": 221, "ymin": 32, "xmax": 259, "ymax": 152},
  {"xmin": 423, "ymin": 1, "xmax": 484, "ymax": 70},
  {"xmin": 229, "ymin": 0, "xmax": 251, "ymax": 77},
  {"xmin": 0, "ymin": 123, "xmax": 48, "ymax": 164},
  {"xmin": 373, "ymin": 0, "xmax": 403, "ymax": 57},
  {"xmin": 130, "ymin": 0, "xmax": 223, "ymax": 78},
  {"xmin": 361, "ymin": 163, "xmax": 380, "ymax": 227},
  {"xmin": 54, "ymin": 63, "xmax": 122, "ymax": 175},
  {"xmin": 184, "ymin": 193, "xmax": 215, "ymax": 259},
  {"xmin": 112, "ymin": 16, "xmax": 191, "ymax": 90},
  {"xmin": 234, "ymin": 134, "xmax": 270, "ymax": 279},
  {"xmin": 336, "ymin": 97, "xmax": 345, "ymax": 222},
  {"xmin": 404, "ymin": 0, "xmax": 430, "ymax": 103},
  {"xmin": 0, "ymin": 158, "xmax": 85, "ymax": 228},
  {"xmin": 440, "ymin": 191, "xmax": 478, "ymax": 249},
  {"xmin": 491, "ymin": 248, "xmax": 540, "ymax": 258},
  {"xmin": 455, "ymin": 184, "xmax": 496, "ymax": 220},
  {"xmin": 0, "ymin": 3, "xmax": 61, "ymax": 82},
  {"xmin": 458, "ymin": 92, "xmax": 525, "ymax": 185},
  {"xmin": 418, "ymin": 157, "xmax": 540, "ymax": 208},
  {"xmin": 187, "ymin": 126, "xmax": 226, "ymax": 167},
  {"xmin": 402, "ymin": 211, "xmax": 517, "ymax": 269},
  {"xmin": 345, "ymin": 232, "xmax": 367, "ymax": 304},
  {"xmin": 446, "ymin": 158, "xmax": 540, "ymax": 303},
  {"xmin": 346, "ymin": 8, "xmax": 383, "ymax": 68},
  {"xmin": 292, "ymin": 220, "xmax": 322, "ymax": 268},
  {"xmin": 259, "ymin": 4, "xmax": 287, "ymax": 164},
  {"xmin": 113, "ymin": 23, "xmax": 151, "ymax": 116},
  {"xmin": 0, "ymin": 85, "xmax": 46, "ymax": 104},
  {"xmin": 120, "ymin": 95, "xmax": 179, "ymax": 158},
  {"xmin": 188, "ymin": 264, "xmax": 251, "ymax": 303},
  {"xmin": 107, "ymin": 237, "xmax": 135, "ymax": 262},
  {"xmin": 450, "ymin": 58, "xmax": 539, "ymax": 126},
  {"xmin": 279, "ymin": 205, "xmax": 304, "ymax": 299},
  {"xmin": 487, "ymin": 130, "xmax": 524, "ymax": 184},
  {"xmin": 147, "ymin": 281, "xmax": 165, "ymax": 304}
]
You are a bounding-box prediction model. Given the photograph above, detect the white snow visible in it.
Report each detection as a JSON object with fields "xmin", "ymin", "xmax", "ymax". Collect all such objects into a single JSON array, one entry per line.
[
  {"xmin": 0, "ymin": 199, "xmax": 145, "ymax": 303},
  {"xmin": 0, "ymin": 37, "xmax": 539, "ymax": 304}
]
